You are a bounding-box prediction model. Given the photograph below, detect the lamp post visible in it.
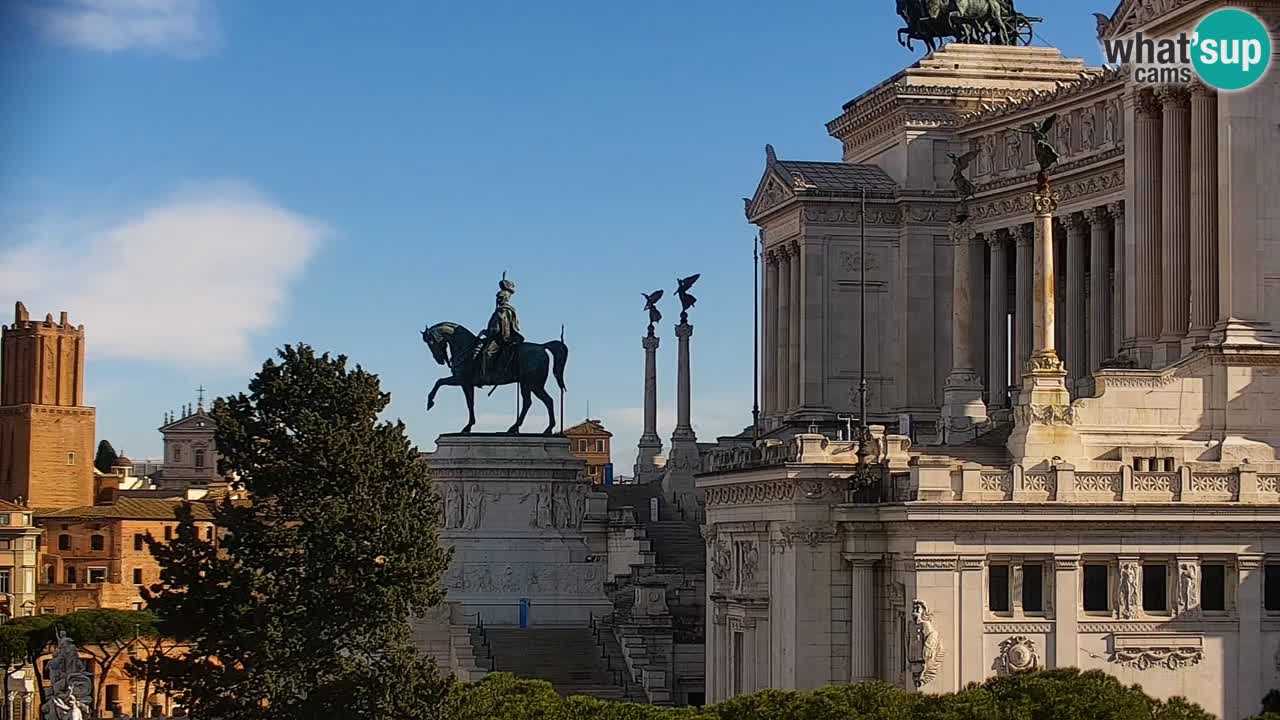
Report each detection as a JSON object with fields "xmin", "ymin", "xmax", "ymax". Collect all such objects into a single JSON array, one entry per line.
[{"xmin": 849, "ymin": 187, "xmax": 874, "ymax": 496}]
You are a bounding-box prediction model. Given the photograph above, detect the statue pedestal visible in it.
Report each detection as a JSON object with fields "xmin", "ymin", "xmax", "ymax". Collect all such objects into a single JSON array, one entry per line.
[{"xmin": 431, "ymin": 434, "xmax": 611, "ymax": 626}]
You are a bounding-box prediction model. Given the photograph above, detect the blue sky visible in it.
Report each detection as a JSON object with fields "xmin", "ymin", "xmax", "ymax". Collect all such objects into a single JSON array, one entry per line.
[{"xmin": 0, "ymin": 0, "xmax": 1103, "ymax": 472}]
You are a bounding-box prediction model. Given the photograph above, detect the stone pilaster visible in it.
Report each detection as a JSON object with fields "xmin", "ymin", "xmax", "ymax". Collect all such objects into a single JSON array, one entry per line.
[
  {"xmin": 789, "ymin": 240, "xmax": 802, "ymax": 412},
  {"xmin": 1157, "ymin": 85, "xmax": 1191, "ymax": 366},
  {"xmin": 846, "ymin": 556, "xmax": 876, "ymax": 683},
  {"xmin": 1052, "ymin": 555, "xmax": 1080, "ymax": 668},
  {"xmin": 1014, "ymin": 225, "xmax": 1033, "ymax": 379},
  {"xmin": 959, "ymin": 557, "xmax": 985, "ymax": 687},
  {"xmin": 763, "ymin": 251, "xmax": 778, "ymax": 418},
  {"xmin": 1238, "ymin": 555, "xmax": 1264, "ymax": 718},
  {"xmin": 943, "ymin": 218, "xmax": 988, "ymax": 433},
  {"xmin": 776, "ymin": 248, "xmax": 791, "ymax": 414},
  {"xmin": 1187, "ymin": 83, "xmax": 1218, "ymax": 349},
  {"xmin": 1133, "ymin": 89, "xmax": 1162, "ymax": 365},
  {"xmin": 635, "ymin": 334, "xmax": 663, "ymax": 483},
  {"xmin": 1063, "ymin": 213, "xmax": 1088, "ymax": 393},
  {"xmin": 987, "ymin": 231, "xmax": 1009, "ymax": 409},
  {"xmin": 1108, "ymin": 202, "xmax": 1126, "ymax": 357},
  {"xmin": 1087, "ymin": 207, "xmax": 1111, "ymax": 379},
  {"xmin": 1007, "ymin": 188, "xmax": 1082, "ymax": 466}
]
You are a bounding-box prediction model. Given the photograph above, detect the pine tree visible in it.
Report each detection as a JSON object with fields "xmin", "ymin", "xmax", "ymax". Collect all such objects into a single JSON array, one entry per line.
[
  {"xmin": 94, "ymin": 440, "xmax": 120, "ymax": 474},
  {"xmin": 143, "ymin": 344, "xmax": 453, "ymax": 719}
]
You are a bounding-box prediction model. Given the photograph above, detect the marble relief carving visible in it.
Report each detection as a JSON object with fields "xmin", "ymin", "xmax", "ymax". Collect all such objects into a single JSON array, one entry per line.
[
  {"xmin": 1118, "ymin": 562, "xmax": 1139, "ymax": 620},
  {"xmin": 1175, "ymin": 562, "xmax": 1199, "ymax": 617},
  {"xmin": 911, "ymin": 600, "xmax": 945, "ymax": 688},
  {"xmin": 1109, "ymin": 644, "xmax": 1203, "ymax": 671},
  {"xmin": 997, "ymin": 636, "xmax": 1039, "ymax": 673}
]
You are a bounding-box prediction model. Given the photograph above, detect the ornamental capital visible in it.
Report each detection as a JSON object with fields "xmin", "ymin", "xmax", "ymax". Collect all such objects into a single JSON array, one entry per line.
[
  {"xmin": 1107, "ymin": 200, "xmax": 1125, "ymax": 222},
  {"xmin": 1031, "ymin": 190, "xmax": 1059, "ymax": 216},
  {"xmin": 1156, "ymin": 84, "xmax": 1190, "ymax": 107}
]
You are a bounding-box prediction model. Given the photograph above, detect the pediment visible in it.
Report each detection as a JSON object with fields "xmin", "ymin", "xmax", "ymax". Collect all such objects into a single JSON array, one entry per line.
[
  {"xmin": 746, "ymin": 169, "xmax": 797, "ymax": 220},
  {"xmin": 160, "ymin": 412, "xmax": 216, "ymax": 434},
  {"xmin": 1104, "ymin": 0, "xmax": 1211, "ymax": 40}
]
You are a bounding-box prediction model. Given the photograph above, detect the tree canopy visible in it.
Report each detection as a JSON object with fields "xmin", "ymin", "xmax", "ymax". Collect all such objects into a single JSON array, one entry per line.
[
  {"xmin": 142, "ymin": 344, "xmax": 453, "ymax": 719},
  {"xmin": 94, "ymin": 440, "xmax": 120, "ymax": 474}
]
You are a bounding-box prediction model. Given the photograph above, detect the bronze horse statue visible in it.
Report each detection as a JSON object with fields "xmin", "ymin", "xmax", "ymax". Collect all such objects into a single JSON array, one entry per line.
[{"xmin": 422, "ymin": 322, "xmax": 568, "ymax": 435}]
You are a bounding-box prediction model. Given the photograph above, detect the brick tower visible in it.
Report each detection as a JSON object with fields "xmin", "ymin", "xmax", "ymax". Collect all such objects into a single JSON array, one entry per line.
[{"xmin": 0, "ymin": 302, "xmax": 95, "ymax": 508}]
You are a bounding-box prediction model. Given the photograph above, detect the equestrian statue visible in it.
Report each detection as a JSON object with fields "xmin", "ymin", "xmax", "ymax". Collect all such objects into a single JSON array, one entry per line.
[
  {"xmin": 895, "ymin": 0, "xmax": 1041, "ymax": 53},
  {"xmin": 423, "ymin": 273, "xmax": 568, "ymax": 435}
]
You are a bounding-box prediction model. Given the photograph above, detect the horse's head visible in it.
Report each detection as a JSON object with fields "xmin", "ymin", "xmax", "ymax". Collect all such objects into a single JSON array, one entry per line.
[{"xmin": 422, "ymin": 324, "xmax": 449, "ymax": 366}]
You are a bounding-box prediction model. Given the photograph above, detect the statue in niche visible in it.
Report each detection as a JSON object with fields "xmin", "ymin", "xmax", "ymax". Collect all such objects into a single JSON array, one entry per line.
[
  {"xmin": 1005, "ymin": 131, "xmax": 1022, "ymax": 171},
  {"xmin": 1118, "ymin": 562, "xmax": 1139, "ymax": 619},
  {"xmin": 526, "ymin": 483, "xmax": 554, "ymax": 528},
  {"xmin": 1082, "ymin": 108, "xmax": 1096, "ymax": 150},
  {"xmin": 1103, "ymin": 99, "xmax": 1118, "ymax": 145},
  {"xmin": 911, "ymin": 600, "xmax": 945, "ymax": 688},
  {"xmin": 552, "ymin": 484, "xmax": 572, "ymax": 529},
  {"xmin": 444, "ymin": 483, "xmax": 464, "ymax": 529},
  {"xmin": 569, "ymin": 483, "xmax": 587, "ymax": 529},
  {"xmin": 1176, "ymin": 563, "xmax": 1200, "ymax": 615}
]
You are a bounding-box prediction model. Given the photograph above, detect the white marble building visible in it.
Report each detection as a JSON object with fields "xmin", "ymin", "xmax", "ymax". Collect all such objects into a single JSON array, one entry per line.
[{"xmin": 704, "ymin": 1, "xmax": 1280, "ymax": 718}]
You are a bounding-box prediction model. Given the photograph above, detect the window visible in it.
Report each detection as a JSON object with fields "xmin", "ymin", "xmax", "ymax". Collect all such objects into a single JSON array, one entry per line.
[
  {"xmin": 195, "ymin": 449, "xmax": 206, "ymax": 468},
  {"xmin": 595, "ymin": 439, "xmax": 605, "ymax": 453},
  {"xmin": 1267, "ymin": 564, "xmax": 1280, "ymax": 612},
  {"xmin": 1083, "ymin": 564, "xmax": 1110, "ymax": 612},
  {"xmin": 988, "ymin": 564, "xmax": 1010, "ymax": 612},
  {"xmin": 0, "ymin": 570, "xmax": 10, "ymax": 595},
  {"xmin": 58, "ymin": 534, "xmax": 71, "ymax": 551},
  {"xmin": 172, "ymin": 445, "xmax": 182, "ymax": 462},
  {"xmin": 45, "ymin": 565, "xmax": 54, "ymax": 584},
  {"xmin": 1143, "ymin": 563, "xmax": 1168, "ymax": 612},
  {"xmin": 66, "ymin": 452, "xmax": 75, "ymax": 465},
  {"xmin": 40, "ymin": 607, "xmax": 55, "ymax": 615},
  {"xmin": 1201, "ymin": 564, "xmax": 1226, "ymax": 612},
  {"xmin": 0, "ymin": 513, "xmax": 9, "ymax": 525},
  {"xmin": 164, "ymin": 526, "xmax": 173, "ymax": 541},
  {"xmin": 205, "ymin": 527, "xmax": 214, "ymax": 541},
  {"xmin": 577, "ymin": 439, "xmax": 587, "ymax": 452},
  {"xmin": 135, "ymin": 534, "xmax": 145, "ymax": 551},
  {"xmin": 65, "ymin": 567, "xmax": 76, "ymax": 584},
  {"xmin": 87, "ymin": 568, "xmax": 107, "ymax": 584},
  {"xmin": 106, "ymin": 685, "xmax": 119, "ymax": 707},
  {"xmin": 133, "ymin": 568, "xmax": 144, "ymax": 584},
  {"xmin": 90, "ymin": 534, "xmax": 104, "ymax": 551},
  {"xmin": 1022, "ymin": 563, "xmax": 1044, "ymax": 613}
]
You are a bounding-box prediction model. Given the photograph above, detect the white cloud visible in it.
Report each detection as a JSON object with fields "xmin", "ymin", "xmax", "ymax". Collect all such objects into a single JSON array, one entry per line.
[
  {"xmin": 0, "ymin": 182, "xmax": 326, "ymax": 370},
  {"xmin": 24, "ymin": 0, "xmax": 220, "ymax": 57}
]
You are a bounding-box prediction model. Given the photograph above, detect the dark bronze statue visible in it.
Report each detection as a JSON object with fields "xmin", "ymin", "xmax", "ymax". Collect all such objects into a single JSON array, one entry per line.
[
  {"xmin": 642, "ymin": 289, "xmax": 664, "ymax": 335},
  {"xmin": 676, "ymin": 274, "xmax": 700, "ymax": 323},
  {"xmin": 947, "ymin": 148, "xmax": 979, "ymax": 203},
  {"xmin": 423, "ymin": 274, "xmax": 568, "ymax": 435},
  {"xmin": 896, "ymin": 0, "xmax": 1041, "ymax": 53},
  {"xmin": 1017, "ymin": 113, "xmax": 1060, "ymax": 188}
]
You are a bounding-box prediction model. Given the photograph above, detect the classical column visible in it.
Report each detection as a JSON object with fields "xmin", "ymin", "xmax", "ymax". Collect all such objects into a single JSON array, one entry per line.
[
  {"xmin": 1133, "ymin": 89, "xmax": 1163, "ymax": 364},
  {"xmin": 943, "ymin": 219, "xmax": 988, "ymax": 432},
  {"xmin": 776, "ymin": 248, "xmax": 791, "ymax": 413},
  {"xmin": 674, "ymin": 322, "xmax": 693, "ymax": 440},
  {"xmin": 1108, "ymin": 202, "xmax": 1126, "ymax": 358},
  {"xmin": 663, "ymin": 321, "xmax": 701, "ymax": 510},
  {"xmin": 1187, "ymin": 83, "xmax": 1218, "ymax": 349},
  {"xmin": 1157, "ymin": 86, "xmax": 1191, "ymax": 365},
  {"xmin": 1087, "ymin": 207, "xmax": 1111, "ymax": 378},
  {"xmin": 764, "ymin": 251, "xmax": 779, "ymax": 418},
  {"xmin": 971, "ymin": 232, "xmax": 988, "ymax": 395},
  {"xmin": 987, "ymin": 231, "xmax": 1009, "ymax": 408},
  {"xmin": 788, "ymin": 240, "xmax": 802, "ymax": 412},
  {"xmin": 1014, "ymin": 225, "xmax": 1033, "ymax": 379},
  {"xmin": 1064, "ymin": 214, "xmax": 1088, "ymax": 392},
  {"xmin": 847, "ymin": 557, "xmax": 877, "ymax": 683},
  {"xmin": 635, "ymin": 334, "xmax": 663, "ymax": 482}
]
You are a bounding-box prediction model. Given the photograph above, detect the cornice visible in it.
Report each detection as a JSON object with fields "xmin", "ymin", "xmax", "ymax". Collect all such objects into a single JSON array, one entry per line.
[
  {"xmin": 958, "ymin": 67, "xmax": 1125, "ymax": 128},
  {"xmin": 828, "ymin": 83, "xmax": 1040, "ymax": 144}
]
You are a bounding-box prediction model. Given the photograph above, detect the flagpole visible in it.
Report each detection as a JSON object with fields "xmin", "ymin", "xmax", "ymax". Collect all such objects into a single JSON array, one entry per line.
[
  {"xmin": 559, "ymin": 324, "xmax": 565, "ymax": 434},
  {"xmin": 752, "ymin": 233, "xmax": 761, "ymax": 443}
]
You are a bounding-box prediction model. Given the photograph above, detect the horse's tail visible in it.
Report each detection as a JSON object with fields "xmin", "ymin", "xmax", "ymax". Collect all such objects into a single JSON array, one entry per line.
[{"xmin": 542, "ymin": 340, "xmax": 568, "ymax": 392}]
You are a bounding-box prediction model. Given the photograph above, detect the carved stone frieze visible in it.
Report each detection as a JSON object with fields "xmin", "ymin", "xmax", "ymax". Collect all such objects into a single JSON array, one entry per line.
[
  {"xmin": 804, "ymin": 205, "xmax": 900, "ymax": 225},
  {"xmin": 1109, "ymin": 645, "xmax": 1203, "ymax": 671},
  {"xmin": 1014, "ymin": 403, "xmax": 1075, "ymax": 426},
  {"xmin": 985, "ymin": 622, "xmax": 1053, "ymax": 634},
  {"xmin": 776, "ymin": 524, "xmax": 838, "ymax": 549},
  {"xmin": 913, "ymin": 556, "xmax": 958, "ymax": 571}
]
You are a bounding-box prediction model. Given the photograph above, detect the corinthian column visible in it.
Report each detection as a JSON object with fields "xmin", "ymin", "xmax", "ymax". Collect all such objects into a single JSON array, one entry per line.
[
  {"xmin": 1187, "ymin": 83, "xmax": 1218, "ymax": 349},
  {"xmin": 1108, "ymin": 202, "xmax": 1126, "ymax": 357},
  {"xmin": 988, "ymin": 231, "xmax": 1009, "ymax": 408},
  {"xmin": 1133, "ymin": 89, "xmax": 1163, "ymax": 365},
  {"xmin": 1064, "ymin": 213, "xmax": 1088, "ymax": 393},
  {"xmin": 943, "ymin": 219, "xmax": 987, "ymax": 432},
  {"xmin": 1014, "ymin": 225, "xmax": 1033, "ymax": 379},
  {"xmin": 764, "ymin": 251, "xmax": 778, "ymax": 418},
  {"xmin": 635, "ymin": 334, "xmax": 663, "ymax": 482},
  {"xmin": 1157, "ymin": 86, "xmax": 1191, "ymax": 365},
  {"xmin": 789, "ymin": 241, "xmax": 801, "ymax": 412},
  {"xmin": 776, "ymin": 248, "xmax": 791, "ymax": 414},
  {"xmin": 1087, "ymin": 207, "xmax": 1112, "ymax": 380}
]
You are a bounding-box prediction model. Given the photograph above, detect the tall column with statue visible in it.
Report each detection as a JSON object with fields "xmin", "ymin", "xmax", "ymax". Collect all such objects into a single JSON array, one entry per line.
[
  {"xmin": 636, "ymin": 291, "xmax": 665, "ymax": 483},
  {"xmin": 1006, "ymin": 114, "xmax": 1082, "ymax": 465},
  {"xmin": 941, "ymin": 148, "xmax": 988, "ymax": 435},
  {"xmin": 662, "ymin": 274, "xmax": 703, "ymax": 520}
]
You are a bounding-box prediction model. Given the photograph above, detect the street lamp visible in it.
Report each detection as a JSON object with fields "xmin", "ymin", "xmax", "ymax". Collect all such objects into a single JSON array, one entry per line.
[{"xmin": 848, "ymin": 187, "xmax": 875, "ymax": 497}]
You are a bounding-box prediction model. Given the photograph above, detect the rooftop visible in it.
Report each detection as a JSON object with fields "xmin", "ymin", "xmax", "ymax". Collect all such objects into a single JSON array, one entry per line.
[{"xmin": 35, "ymin": 496, "xmax": 214, "ymax": 521}]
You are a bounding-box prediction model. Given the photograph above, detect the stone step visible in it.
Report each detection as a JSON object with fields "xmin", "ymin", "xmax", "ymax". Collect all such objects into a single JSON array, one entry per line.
[{"xmin": 475, "ymin": 626, "xmax": 637, "ymax": 701}]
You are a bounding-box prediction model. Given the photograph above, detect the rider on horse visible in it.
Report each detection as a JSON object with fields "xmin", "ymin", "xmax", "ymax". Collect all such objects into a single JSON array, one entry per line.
[{"xmin": 474, "ymin": 273, "xmax": 525, "ymax": 382}]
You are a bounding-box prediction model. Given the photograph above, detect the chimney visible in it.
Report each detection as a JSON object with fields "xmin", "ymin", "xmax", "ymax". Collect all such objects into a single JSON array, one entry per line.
[
  {"xmin": 59, "ymin": 311, "xmax": 69, "ymax": 327},
  {"xmin": 14, "ymin": 302, "xmax": 28, "ymax": 323}
]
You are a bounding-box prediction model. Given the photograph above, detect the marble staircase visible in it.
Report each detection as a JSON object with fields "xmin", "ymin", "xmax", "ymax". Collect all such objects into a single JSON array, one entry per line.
[{"xmin": 474, "ymin": 626, "xmax": 640, "ymax": 702}]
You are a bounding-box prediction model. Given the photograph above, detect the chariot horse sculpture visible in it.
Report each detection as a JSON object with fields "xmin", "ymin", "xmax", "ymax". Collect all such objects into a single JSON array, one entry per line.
[{"xmin": 422, "ymin": 274, "xmax": 568, "ymax": 434}]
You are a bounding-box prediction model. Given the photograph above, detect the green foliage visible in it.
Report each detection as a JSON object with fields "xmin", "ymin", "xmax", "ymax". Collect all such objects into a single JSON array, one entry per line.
[
  {"xmin": 142, "ymin": 344, "xmax": 453, "ymax": 720},
  {"xmin": 94, "ymin": 439, "xmax": 120, "ymax": 474},
  {"xmin": 447, "ymin": 669, "xmax": 1215, "ymax": 720},
  {"xmin": 1264, "ymin": 689, "xmax": 1280, "ymax": 714}
]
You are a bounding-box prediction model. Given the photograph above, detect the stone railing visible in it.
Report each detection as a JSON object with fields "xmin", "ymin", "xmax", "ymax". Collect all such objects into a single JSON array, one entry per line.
[
  {"xmin": 915, "ymin": 461, "xmax": 1280, "ymax": 504},
  {"xmin": 702, "ymin": 430, "xmax": 912, "ymax": 475}
]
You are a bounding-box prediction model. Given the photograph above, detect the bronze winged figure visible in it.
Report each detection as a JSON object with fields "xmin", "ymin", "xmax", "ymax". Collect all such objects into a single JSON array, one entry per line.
[
  {"xmin": 642, "ymin": 289, "xmax": 664, "ymax": 334},
  {"xmin": 675, "ymin": 274, "xmax": 700, "ymax": 322},
  {"xmin": 946, "ymin": 148, "xmax": 980, "ymax": 202}
]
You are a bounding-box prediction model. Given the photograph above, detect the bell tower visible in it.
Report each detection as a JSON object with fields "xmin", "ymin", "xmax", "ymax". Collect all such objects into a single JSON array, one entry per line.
[{"xmin": 0, "ymin": 301, "xmax": 96, "ymax": 508}]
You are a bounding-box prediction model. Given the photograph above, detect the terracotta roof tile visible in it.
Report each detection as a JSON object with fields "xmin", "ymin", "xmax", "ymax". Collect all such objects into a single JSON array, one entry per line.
[{"xmin": 36, "ymin": 497, "xmax": 214, "ymax": 521}]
